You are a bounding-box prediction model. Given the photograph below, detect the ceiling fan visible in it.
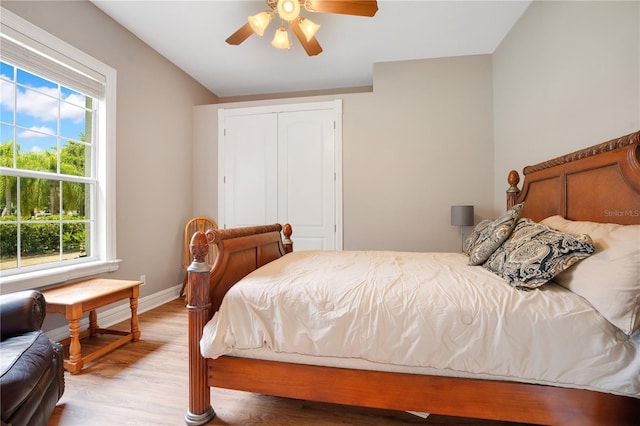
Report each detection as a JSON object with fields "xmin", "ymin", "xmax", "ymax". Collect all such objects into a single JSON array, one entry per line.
[{"xmin": 225, "ymin": 0, "xmax": 379, "ymax": 56}]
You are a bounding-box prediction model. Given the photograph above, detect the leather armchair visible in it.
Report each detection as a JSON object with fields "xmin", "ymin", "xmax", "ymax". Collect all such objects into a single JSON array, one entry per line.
[{"xmin": 1, "ymin": 290, "xmax": 65, "ymax": 426}]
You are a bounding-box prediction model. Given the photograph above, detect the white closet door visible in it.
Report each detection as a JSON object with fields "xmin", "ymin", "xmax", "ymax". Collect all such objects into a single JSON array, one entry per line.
[
  {"xmin": 278, "ymin": 110, "xmax": 336, "ymax": 251},
  {"xmin": 219, "ymin": 101, "xmax": 342, "ymax": 250},
  {"xmin": 221, "ymin": 113, "xmax": 278, "ymax": 228}
]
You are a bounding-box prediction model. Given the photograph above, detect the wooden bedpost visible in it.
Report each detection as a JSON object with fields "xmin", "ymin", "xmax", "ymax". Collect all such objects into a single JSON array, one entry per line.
[
  {"xmin": 283, "ymin": 223, "xmax": 293, "ymax": 254},
  {"xmin": 506, "ymin": 170, "xmax": 521, "ymax": 209},
  {"xmin": 184, "ymin": 231, "xmax": 215, "ymax": 426}
]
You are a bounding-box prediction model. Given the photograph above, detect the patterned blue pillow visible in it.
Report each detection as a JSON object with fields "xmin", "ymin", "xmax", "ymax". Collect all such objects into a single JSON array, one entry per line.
[
  {"xmin": 467, "ymin": 203, "xmax": 524, "ymax": 265},
  {"xmin": 463, "ymin": 219, "xmax": 492, "ymax": 255},
  {"xmin": 483, "ymin": 219, "xmax": 595, "ymax": 289}
]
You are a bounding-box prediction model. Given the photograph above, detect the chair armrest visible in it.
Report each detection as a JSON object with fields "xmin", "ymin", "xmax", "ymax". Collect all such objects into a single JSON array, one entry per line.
[{"xmin": 0, "ymin": 290, "xmax": 46, "ymax": 339}]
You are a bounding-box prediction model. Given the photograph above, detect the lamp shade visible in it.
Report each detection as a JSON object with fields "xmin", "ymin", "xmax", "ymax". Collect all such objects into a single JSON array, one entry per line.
[
  {"xmin": 451, "ymin": 205, "xmax": 474, "ymax": 226},
  {"xmin": 272, "ymin": 26, "xmax": 291, "ymax": 49},
  {"xmin": 248, "ymin": 11, "xmax": 274, "ymax": 36},
  {"xmin": 299, "ymin": 17, "xmax": 320, "ymax": 41}
]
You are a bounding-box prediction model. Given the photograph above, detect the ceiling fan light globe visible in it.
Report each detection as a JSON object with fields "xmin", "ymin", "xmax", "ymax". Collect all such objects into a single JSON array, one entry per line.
[
  {"xmin": 299, "ymin": 17, "xmax": 320, "ymax": 42},
  {"xmin": 277, "ymin": 0, "xmax": 301, "ymax": 21},
  {"xmin": 248, "ymin": 11, "xmax": 273, "ymax": 36},
  {"xmin": 272, "ymin": 26, "xmax": 291, "ymax": 49}
]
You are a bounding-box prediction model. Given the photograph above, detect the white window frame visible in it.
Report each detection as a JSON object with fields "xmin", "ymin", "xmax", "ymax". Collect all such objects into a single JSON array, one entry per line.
[{"xmin": 0, "ymin": 7, "xmax": 119, "ymax": 292}]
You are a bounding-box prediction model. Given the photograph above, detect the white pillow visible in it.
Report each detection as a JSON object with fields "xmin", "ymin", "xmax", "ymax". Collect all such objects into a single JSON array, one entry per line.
[{"xmin": 540, "ymin": 215, "xmax": 640, "ymax": 335}]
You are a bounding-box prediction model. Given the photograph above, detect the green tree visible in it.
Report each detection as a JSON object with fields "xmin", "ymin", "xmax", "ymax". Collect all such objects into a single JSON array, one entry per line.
[
  {"xmin": 1, "ymin": 139, "xmax": 85, "ymax": 217},
  {"xmin": 16, "ymin": 149, "xmax": 54, "ymax": 217},
  {"xmin": 60, "ymin": 141, "xmax": 85, "ymax": 215},
  {"xmin": 61, "ymin": 139, "xmax": 86, "ymax": 176},
  {"xmin": 0, "ymin": 141, "xmax": 17, "ymax": 216}
]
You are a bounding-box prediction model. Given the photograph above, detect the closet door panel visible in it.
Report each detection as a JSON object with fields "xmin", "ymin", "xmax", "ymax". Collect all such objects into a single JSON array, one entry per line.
[
  {"xmin": 218, "ymin": 101, "xmax": 342, "ymax": 249},
  {"xmin": 278, "ymin": 110, "xmax": 335, "ymax": 251},
  {"xmin": 222, "ymin": 113, "xmax": 278, "ymax": 228}
]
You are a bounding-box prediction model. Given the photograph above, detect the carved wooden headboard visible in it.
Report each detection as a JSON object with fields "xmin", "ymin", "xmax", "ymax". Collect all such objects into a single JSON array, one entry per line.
[{"xmin": 507, "ymin": 131, "xmax": 640, "ymax": 225}]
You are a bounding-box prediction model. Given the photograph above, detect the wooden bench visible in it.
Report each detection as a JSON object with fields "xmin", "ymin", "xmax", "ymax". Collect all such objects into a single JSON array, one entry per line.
[{"xmin": 42, "ymin": 278, "xmax": 142, "ymax": 374}]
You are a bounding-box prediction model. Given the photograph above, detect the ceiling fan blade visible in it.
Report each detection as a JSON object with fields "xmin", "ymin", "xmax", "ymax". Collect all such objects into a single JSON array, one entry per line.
[
  {"xmin": 225, "ymin": 22, "xmax": 254, "ymax": 45},
  {"xmin": 290, "ymin": 18, "xmax": 323, "ymax": 56},
  {"xmin": 304, "ymin": 0, "xmax": 378, "ymax": 17}
]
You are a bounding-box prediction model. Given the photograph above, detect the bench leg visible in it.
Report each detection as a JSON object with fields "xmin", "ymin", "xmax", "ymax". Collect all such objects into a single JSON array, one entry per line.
[
  {"xmin": 89, "ymin": 310, "xmax": 98, "ymax": 337},
  {"xmin": 66, "ymin": 316, "xmax": 83, "ymax": 374},
  {"xmin": 130, "ymin": 290, "xmax": 141, "ymax": 342}
]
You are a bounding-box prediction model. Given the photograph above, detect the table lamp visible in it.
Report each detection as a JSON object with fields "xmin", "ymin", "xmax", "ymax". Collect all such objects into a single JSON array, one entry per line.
[{"xmin": 451, "ymin": 205, "xmax": 474, "ymax": 251}]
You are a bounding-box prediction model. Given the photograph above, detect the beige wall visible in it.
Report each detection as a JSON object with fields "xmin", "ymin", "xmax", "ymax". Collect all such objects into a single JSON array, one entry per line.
[
  {"xmin": 4, "ymin": 1, "xmax": 219, "ymax": 300},
  {"xmin": 492, "ymin": 0, "xmax": 640, "ymax": 211},
  {"xmin": 195, "ymin": 55, "xmax": 495, "ymax": 252},
  {"xmin": 344, "ymin": 56, "xmax": 494, "ymax": 251}
]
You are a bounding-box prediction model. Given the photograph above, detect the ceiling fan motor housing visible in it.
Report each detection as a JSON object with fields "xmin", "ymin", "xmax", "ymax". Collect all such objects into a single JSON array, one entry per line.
[{"xmin": 277, "ymin": 0, "xmax": 301, "ymax": 21}]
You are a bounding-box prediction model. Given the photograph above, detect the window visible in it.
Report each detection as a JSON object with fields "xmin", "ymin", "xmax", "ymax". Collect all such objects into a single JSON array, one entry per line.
[{"xmin": 0, "ymin": 8, "xmax": 118, "ymax": 290}]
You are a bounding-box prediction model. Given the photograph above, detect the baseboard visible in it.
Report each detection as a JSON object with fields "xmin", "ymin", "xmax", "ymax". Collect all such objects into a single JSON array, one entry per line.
[{"xmin": 45, "ymin": 284, "xmax": 182, "ymax": 342}]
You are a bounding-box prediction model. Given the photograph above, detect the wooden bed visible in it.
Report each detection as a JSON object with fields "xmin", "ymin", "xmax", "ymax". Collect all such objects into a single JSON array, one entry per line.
[{"xmin": 184, "ymin": 130, "xmax": 640, "ymax": 426}]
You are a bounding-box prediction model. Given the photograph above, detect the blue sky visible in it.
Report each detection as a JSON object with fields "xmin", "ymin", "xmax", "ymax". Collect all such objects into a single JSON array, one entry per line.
[{"xmin": 0, "ymin": 61, "xmax": 88, "ymax": 155}]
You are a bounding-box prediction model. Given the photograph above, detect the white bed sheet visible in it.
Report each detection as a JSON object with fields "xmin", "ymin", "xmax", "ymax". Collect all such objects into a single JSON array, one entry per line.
[{"xmin": 201, "ymin": 250, "xmax": 640, "ymax": 398}]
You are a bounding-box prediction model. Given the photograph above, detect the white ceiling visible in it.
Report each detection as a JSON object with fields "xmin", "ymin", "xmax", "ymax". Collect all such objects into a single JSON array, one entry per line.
[{"xmin": 91, "ymin": 1, "xmax": 531, "ymax": 98}]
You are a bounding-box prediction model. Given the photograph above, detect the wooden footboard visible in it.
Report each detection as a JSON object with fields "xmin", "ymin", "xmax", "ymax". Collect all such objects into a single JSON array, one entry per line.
[
  {"xmin": 185, "ymin": 224, "xmax": 292, "ymax": 425},
  {"xmin": 207, "ymin": 356, "xmax": 639, "ymax": 425}
]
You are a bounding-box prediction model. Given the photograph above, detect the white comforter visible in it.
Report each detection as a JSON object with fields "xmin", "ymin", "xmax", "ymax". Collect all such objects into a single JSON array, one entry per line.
[{"xmin": 201, "ymin": 250, "xmax": 640, "ymax": 398}]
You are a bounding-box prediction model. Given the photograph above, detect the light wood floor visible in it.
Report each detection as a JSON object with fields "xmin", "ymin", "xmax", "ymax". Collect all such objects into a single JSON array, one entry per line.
[{"xmin": 48, "ymin": 298, "xmax": 522, "ymax": 426}]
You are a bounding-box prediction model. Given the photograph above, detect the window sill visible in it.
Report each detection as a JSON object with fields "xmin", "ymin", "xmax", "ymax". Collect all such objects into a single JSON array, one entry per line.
[{"xmin": 0, "ymin": 259, "xmax": 122, "ymax": 293}]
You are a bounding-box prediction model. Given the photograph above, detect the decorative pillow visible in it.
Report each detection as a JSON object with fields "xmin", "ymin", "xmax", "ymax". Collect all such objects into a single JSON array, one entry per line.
[
  {"xmin": 463, "ymin": 219, "xmax": 492, "ymax": 255},
  {"xmin": 467, "ymin": 203, "xmax": 524, "ymax": 265},
  {"xmin": 541, "ymin": 215, "xmax": 640, "ymax": 335},
  {"xmin": 483, "ymin": 218, "xmax": 595, "ymax": 290}
]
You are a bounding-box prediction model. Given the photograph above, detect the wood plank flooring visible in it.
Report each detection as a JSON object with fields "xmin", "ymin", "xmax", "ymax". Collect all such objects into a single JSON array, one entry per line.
[{"xmin": 47, "ymin": 298, "xmax": 523, "ymax": 426}]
